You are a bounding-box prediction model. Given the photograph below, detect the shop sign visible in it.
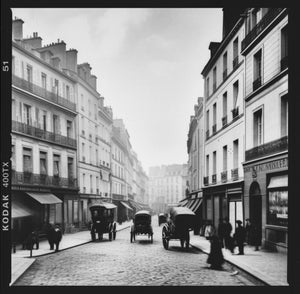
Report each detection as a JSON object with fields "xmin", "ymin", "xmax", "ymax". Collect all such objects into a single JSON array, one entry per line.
[{"xmin": 244, "ymin": 158, "xmax": 288, "ymax": 176}]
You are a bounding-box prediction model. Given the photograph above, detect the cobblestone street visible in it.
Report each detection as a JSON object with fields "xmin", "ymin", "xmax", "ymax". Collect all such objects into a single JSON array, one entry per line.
[{"xmin": 14, "ymin": 222, "xmax": 259, "ymax": 286}]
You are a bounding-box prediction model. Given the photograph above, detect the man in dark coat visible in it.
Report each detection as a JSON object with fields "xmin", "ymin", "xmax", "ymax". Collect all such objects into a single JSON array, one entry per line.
[
  {"xmin": 217, "ymin": 218, "xmax": 225, "ymax": 248},
  {"xmin": 223, "ymin": 218, "xmax": 234, "ymax": 253},
  {"xmin": 234, "ymin": 220, "xmax": 246, "ymax": 255}
]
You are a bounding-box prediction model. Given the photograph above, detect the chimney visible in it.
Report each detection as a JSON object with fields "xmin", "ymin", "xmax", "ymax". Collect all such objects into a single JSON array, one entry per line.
[
  {"xmin": 90, "ymin": 75, "xmax": 97, "ymax": 90},
  {"xmin": 209, "ymin": 42, "xmax": 221, "ymax": 58},
  {"xmin": 22, "ymin": 32, "xmax": 42, "ymax": 49},
  {"xmin": 66, "ymin": 49, "xmax": 78, "ymax": 72},
  {"xmin": 44, "ymin": 40, "xmax": 67, "ymax": 68},
  {"xmin": 12, "ymin": 18, "xmax": 24, "ymax": 40}
]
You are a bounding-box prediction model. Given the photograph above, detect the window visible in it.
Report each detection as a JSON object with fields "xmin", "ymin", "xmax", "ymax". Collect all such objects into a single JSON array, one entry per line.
[
  {"xmin": 281, "ymin": 94, "xmax": 288, "ymax": 137},
  {"xmin": 281, "ymin": 25, "xmax": 288, "ymax": 70},
  {"xmin": 12, "ymin": 145, "xmax": 16, "ymax": 170},
  {"xmin": 253, "ymin": 108, "xmax": 263, "ymax": 147},
  {"xmin": 213, "ymin": 103, "xmax": 217, "ymax": 133},
  {"xmin": 26, "ymin": 65, "xmax": 32, "ymax": 83},
  {"xmin": 23, "ymin": 148, "xmax": 32, "ymax": 172},
  {"xmin": 41, "ymin": 73, "xmax": 47, "ymax": 89},
  {"xmin": 40, "ymin": 151, "xmax": 47, "ymax": 175},
  {"xmin": 42, "ymin": 111, "xmax": 47, "ymax": 131},
  {"xmin": 53, "ymin": 79, "xmax": 59, "ymax": 95},
  {"xmin": 52, "ymin": 114, "xmax": 59, "ymax": 133},
  {"xmin": 12, "ymin": 99, "xmax": 16, "ymax": 121},
  {"xmin": 213, "ymin": 151, "xmax": 217, "ymax": 174},
  {"xmin": 223, "ymin": 145, "xmax": 227, "ymax": 171},
  {"xmin": 89, "ymin": 146, "xmax": 92, "ymax": 164},
  {"xmin": 206, "ymin": 110, "xmax": 210, "ymax": 137},
  {"xmin": 66, "ymin": 85, "xmax": 70, "ymax": 100},
  {"xmin": 253, "ymin": 49, "xmax": 262, "ymax": 90},
  {"xmin": 222, "ymin": 92, "xmax": 227, "ymax": 125},
  {"xmin": 206, "ymin": 77, "xmax": 210, "ymax": 97},
  {"xmin": 213, "ymin": 67, "xmax": 217, "ymax": 91},
  {"xmin": 233, "ymin": 37, "xmax": 239, "ymax": 68},
  {"xmin": 233, "ymin": 80, "xmax": 239, "ymax": 110},
  {"xmin": 90, "ymin": 175, "xmax": 93, "ymax": 193},
  {"xmin": 81, "ymin": 94, "xmax": 84, "ymax": 111},
  {"xmin": 82, "ymin": 173, "xmax": 86, "ymax": 191},
  {"xmin": 35, "ymin": 107, "xmax": 40, "ymax": 128},
  {"xmin": 68, "ymin": 157, "xmax": 74, "ymax": 178},
  {"xmin": 223, "ymin": 52, "xmax": 227, "ymax": 79},
  {"xmin": 23, "ymin": 104, "xmax": 32, "ymax": 125},
  {"xmin": 53, "ymin": 154, "xmax": 60, "ymax": 177},
  {"xmin": 233, "ymin": 139, "xmax": 239, "ymax": 169},
  {"xmin": 67, "ymin": 120, "xmax": 72, "ymax": 138}
]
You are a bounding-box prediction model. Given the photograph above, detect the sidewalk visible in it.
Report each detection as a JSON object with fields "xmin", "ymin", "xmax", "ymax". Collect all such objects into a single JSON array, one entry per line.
[
  {"xmin": 10, "ymin": 220, "xmax": 132, "ymax": 286},
  {"xmin": 189, "ymin": 234, "xmax": 288, "ymax": 286}
]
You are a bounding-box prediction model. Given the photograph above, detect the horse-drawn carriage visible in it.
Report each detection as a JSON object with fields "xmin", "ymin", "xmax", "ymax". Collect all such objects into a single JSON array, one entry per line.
[
  {"xmin": 162, "ymin": 206, "xmax": 195, "ymax": 250},
  {"xmin": 89, "ymin": 203, "xmax": 117, "ymax": 241},
  {"xmin": 130, "ymin": 210, "xmax": 153, "ymax": 243}
]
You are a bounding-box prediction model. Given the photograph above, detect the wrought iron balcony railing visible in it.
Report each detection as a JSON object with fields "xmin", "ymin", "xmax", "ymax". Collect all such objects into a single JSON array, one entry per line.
[
  {"xmin": 203, "ymin": 176, "xmax": 209, "ymax": 186},
  {"xmin": 253, "ymin": 77, "xmax": 262, "ymax": 91},
  {"xmin": 245, "ymin": 136, "xmax": 288, "ymax": 162},
  {"xmin": 12, "ymin": 75, "xmax": 76, "ymax": 112},
  {"xmin": 222, "ymin": 115, "xmax": 228, "ymax": 127},
  {"xmin": 12, "ymin": 120, "xmax": 77, "ymax": 148},
  {"xmin": 241, "ymin": 8, "xmax": 284, "ymax": 52},
  {"xmin": 212, "ymin": 174, "xmax": 217, "ymax": 184},
  {"xmin": 12, "ymin": 170, "xmax": 78, "ymax": 189},
  {"xmin": 231, "ymin": 168, "xmax": 239, "ymax": 181},
  {"xmin": 221, "ymin": 171, "xmax": 227, "ymax": 183}
]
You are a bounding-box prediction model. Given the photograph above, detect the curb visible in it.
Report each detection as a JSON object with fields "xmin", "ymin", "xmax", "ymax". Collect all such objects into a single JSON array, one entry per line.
[{"xmin": 190, "ymin": 242, "xmax": 270, "ymax": 286}]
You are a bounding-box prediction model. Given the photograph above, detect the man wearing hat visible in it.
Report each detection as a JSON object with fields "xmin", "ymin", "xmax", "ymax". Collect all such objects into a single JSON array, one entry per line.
[{"xmin": 234, "ymin": 220, "xmax": 246, "ymax": 255}]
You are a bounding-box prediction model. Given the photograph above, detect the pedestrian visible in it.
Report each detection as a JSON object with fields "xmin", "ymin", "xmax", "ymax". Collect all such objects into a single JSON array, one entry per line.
[
  {"xmin": 245, "ymin": 218, "xmax": 252, "ymax": 245},
  {"xmin": 234, "ymin": 220, "xmax": 246, "ymax": 255},
  {"xmin": 207, "ymin": 230, "xmax": 224, "ymax": 270},
  {"xmin": 204, "ymin": 220, "xmax": 215, "ymax": 240},
  {"xmin": 217, "ymin": 218, "xmax": 225, "ymax": 248},
  {"xmin": 252, "ymin": 222, "xmax": 261, "ymax": 251},
  {"xmin": 223, "ymin": 218, "xmax": 234, "ymax": 253}
]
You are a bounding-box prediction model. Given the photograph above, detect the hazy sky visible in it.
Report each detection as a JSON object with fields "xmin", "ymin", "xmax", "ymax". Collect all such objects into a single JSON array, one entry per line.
[{"xmin": 11, "ymin": 8, "xmax": 223, "ymax": 173}]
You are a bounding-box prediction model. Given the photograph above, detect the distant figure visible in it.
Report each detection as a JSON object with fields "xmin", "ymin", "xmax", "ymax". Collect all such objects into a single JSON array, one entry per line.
[
  {"xmin": 224, "ymin": 218, "xmax": 234, "ymax": 253},
  {"xmin": 234, "ymin": 220, "xmax": 246, "ymax": 255},
  {"xmin": 245, "ymin": 218, "xmax": 252, "ymax": 245},
  {"xmin": 22, "ymin": 230, "xmax": 39, "ymax": 250},
  {"xmin": 46, "ymin": 223, "xmax": 63, "ymax": 252},
  {"xmin": 217, "ymin": 218, "xmax": 226, "ymax": 248},
  {"xmin": 245, "ymin": 218, "xmax": 260, "ymax": 251},
  {"xmin": 207, "ymin": 231, "xmax": 224, "ymax": 270}
]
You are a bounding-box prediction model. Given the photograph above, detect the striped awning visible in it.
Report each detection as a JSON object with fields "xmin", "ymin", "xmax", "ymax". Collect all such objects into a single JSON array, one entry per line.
[
  {"xmin": 177, "ymin": 197, "xmax": 203, "ymax": 213},
  {"xmin": 178, "ymin": 199, "xmax": 189, "ymax": 207},
  {"xmin": 27, "ymin": 192, "xmax": 62, "ymax": 204},
  {"xmin": 121, "ymin": 201, "xmax": 133, "ymax": 210},
  {"xmin": 189, "ymin": 198, "xmax": 203, "ymax": 213}
]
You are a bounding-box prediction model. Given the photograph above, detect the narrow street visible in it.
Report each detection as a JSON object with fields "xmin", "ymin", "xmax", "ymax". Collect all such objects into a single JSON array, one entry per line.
[{"xmin": 14, "ymin": 218, "xmax": 261, "ymax": 286}]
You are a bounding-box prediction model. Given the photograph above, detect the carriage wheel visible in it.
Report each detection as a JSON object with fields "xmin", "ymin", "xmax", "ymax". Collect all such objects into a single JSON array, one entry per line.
[{"xmin": 162, "ymin": 227, "xmax": 169, "ymax": 250}]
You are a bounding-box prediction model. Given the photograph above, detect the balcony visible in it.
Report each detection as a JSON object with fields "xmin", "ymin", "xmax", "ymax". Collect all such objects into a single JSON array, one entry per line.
[
  {"xmin": 231, "ymin": 107, "xmax": 239, "ymax": 120},
  {"xmin": 203, "ymin": 176, "xmax": 209, "ymax": 186},
  {"xmin": 12, "ymin": 75, "xmax": 76, "ymax": 112},
  {"xmin": 12, "ymin": 170, "xmax": 78, "ymax": 189},
  {"xmin": 221, "ymin": 171, "xmax": 227, "ymax": 183},
  {"xmin": 212, "ymin": 124, "xmax": 217, "ymax": 135},
  {"xmin": 233, "ymin": 56, "xmax": 239, "ymax": 70},
  {"xmin": 12, "ymin": 121, "xmax": 77, "ymax": 148},
  {"xmin": 212, "ymin": 174, "xmax": 217, "ymax": 184},
  {"xmin": 206, "ymin": 130, "xmax": 210, "ymax": 140},
  {"xmin": 223, "ymin": 69, "xmax": 228, "ymax": 81},
  {"xmin": 245, "ymin": 136, "xmax": 288, "ymax": 162},
  {"xmin": 222, "ymin": 115, "xmax": 228, "ymax": 127},
  {"xmin": 253, "ymin": 77, "xmax": 262, "ymax": 91},
  {"xmin": 281, "ymin": 56, "xmax": 288, "ymax": 71},
  {"xmin": 241, "ymin": 8, "xmax": 284, "ymax": 52},
  {"xmin": 231, "ymin": 168, "xmax": 239, "ymax": 181}
]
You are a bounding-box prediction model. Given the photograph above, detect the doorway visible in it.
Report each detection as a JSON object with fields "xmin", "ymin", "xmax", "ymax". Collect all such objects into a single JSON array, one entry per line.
[{"xmin": 249, "ymin": 181, "xmax": 262, "ymax": 245}]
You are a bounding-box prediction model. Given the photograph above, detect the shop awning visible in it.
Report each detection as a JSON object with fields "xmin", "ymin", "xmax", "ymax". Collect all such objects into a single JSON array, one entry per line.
[
  {"xmin": 12, "ymin": 202, "xmax": 32, "ymax": 218},
  {"xmin": 178, "ymin": 199, "xmax": 189, "ymax": 207},
  {"xmin": 189, "ymin": 198, "xmax": 203, "ymax": 213},
  {"xmin": 268, "ymin": 175, "xmax": 288, "ymax": 189},
  {"xmin": 27, "ymin": 192, "xmax": 62, "ymax": 204},
  {"xmin": 121, "ymin": 201, "xmax": 133, "ymax": 210},
  {"xmin": 90, "ymin": 202, "xmax": 117, "ymax": 209}
]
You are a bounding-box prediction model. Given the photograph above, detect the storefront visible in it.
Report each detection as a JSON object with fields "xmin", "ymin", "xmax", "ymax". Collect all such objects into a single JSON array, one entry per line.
[
  {"xmin": 202, "ymin": 181, "xmax": 243, "ymax": 234},
  {"xmin": 243, "ymin": 154, "xmax": 288, "ymax": 252}
]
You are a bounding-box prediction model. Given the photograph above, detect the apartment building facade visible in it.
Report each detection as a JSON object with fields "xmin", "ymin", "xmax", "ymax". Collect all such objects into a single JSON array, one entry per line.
[
  {"xmin": 11, "ymin": 18, "xmax": 79, "ymax": 240},
  {"xmin": 201, "ymin": 10, "xmax": 246, "ymax": 231},
  {"xmin": 241, "ymin": 8, "xmax": 288, "ymax": 252}
]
